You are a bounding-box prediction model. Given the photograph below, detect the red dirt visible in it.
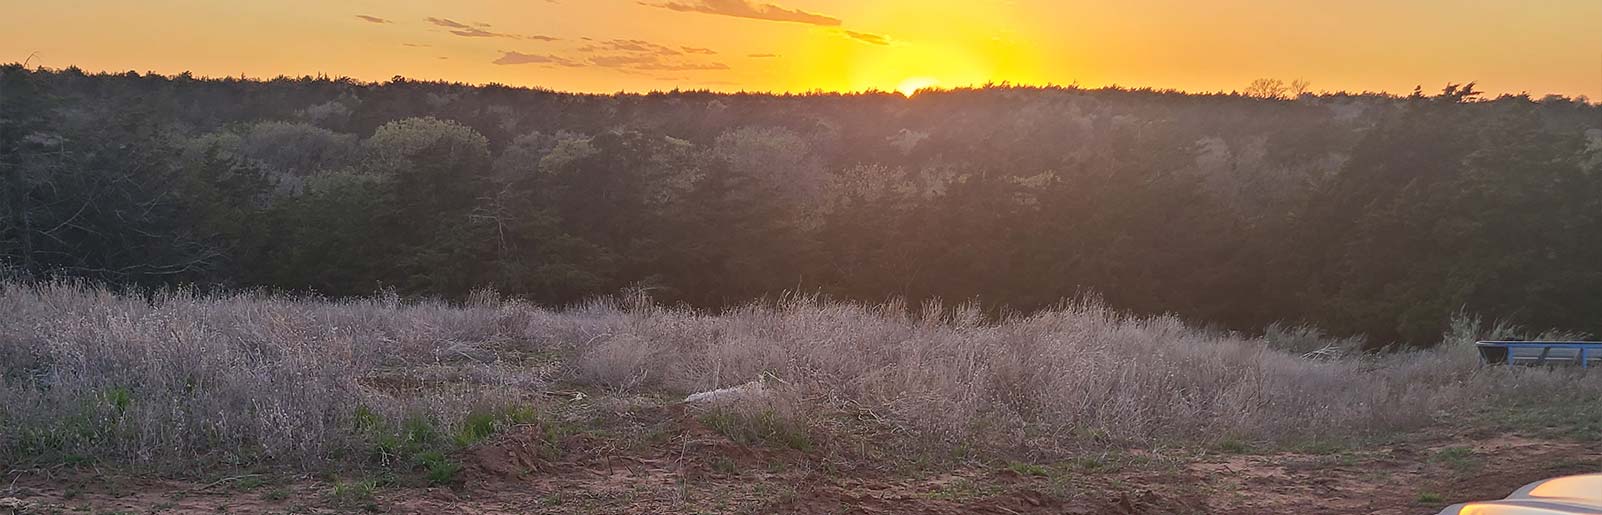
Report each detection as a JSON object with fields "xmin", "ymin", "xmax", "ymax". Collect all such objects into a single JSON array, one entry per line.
[{"xmin": 6, "ymin": 425, "xmax": 1599, "ymax": 514}]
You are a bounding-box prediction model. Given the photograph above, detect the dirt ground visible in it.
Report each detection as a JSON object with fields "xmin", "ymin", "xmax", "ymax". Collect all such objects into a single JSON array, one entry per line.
[{"xmin": 5, "ymin": 414, "xmax": 1600, "ymax": 515}]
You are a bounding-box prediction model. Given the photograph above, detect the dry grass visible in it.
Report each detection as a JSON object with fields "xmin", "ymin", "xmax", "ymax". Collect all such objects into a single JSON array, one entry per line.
[{"xmin": 2, "ymin": 281, "xmax": 1598, "ymax": 473}]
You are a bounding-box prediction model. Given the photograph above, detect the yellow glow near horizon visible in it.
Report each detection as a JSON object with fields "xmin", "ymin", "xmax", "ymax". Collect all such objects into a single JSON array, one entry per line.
[
  {"xmin": 1, "ymin": 0, "xmax": 1599, "ymax": 98},
  {"xmin": 897, "ymin": 77, "xmax": 940, "ymax": 96}
]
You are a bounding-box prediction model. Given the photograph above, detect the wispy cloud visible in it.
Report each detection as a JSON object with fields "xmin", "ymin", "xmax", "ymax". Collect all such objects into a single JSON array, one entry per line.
[
  {"xmin": 401, "ymin": 43, "xmax": 432, "ymax": 48},
  {"xmin": 449, "ymin": 26, "xmax": 515, "ymax": 38},
  {"xmin": 591, "ymin": 54, "xmax": 729, "ymax": 70},
  {"xmin": 355, "ymin": 15, "xmax": 392, "ymax": 24},
  {"xmin": 844, "ymin": 30, "xmax": 889, "ymax": 46},
  {"xmin": 747, "ymin": 53, "xmax": 779, "ymax": 58},
  {"xmin": 493, "ymin": 51, "xmax": 583, "ymax": 67},
  {"xmin": 581, "ymin": 39, "xmax": 680, "ymax": 55},
  {"xmin": 425, "ymin": 17, "xmax": 560, "ymax": 40},
  {"xmin": 641, "ymin": 0, "xmax": 841, "ymax": 26},
  {"xmin": 424, "ymin": 17, "xmax": 472, "ymax": 29},
  {"xmin": 570, "ymin": 38, "xmax": 729, "ymax": 71},
  {"xmin": 639, "ymin": 61, "xmax": 731, "ymax": 71}
]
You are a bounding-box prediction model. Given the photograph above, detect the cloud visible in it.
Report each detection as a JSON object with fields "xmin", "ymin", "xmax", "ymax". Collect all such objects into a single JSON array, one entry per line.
[
  {"xmin": 493, "ymin": 51, "xmax": 583, "ymax": 67},
  {"xmin": 747, "ymin": 53, "xmax": 779, "ymax": 58},
  {"xmin": 641, "ymin": 0, "xmax": 841, "ymax": 26},
  {"xmin": 355, "ymin": 15, "xmax": 392, "ymax": 24},
  {"xmin": 585, "ymin": 54, "xmax": 728, "ymax": 70},
  {"xmin": 424, "ymin": 17, "xmax": 472, "ymax": 29},
  {"xmin": 581, "ymin": 39, "xmax": 680, "ymax": 55},
  {"xmin": 496, "ymin": 37, "xmax": 725, "ymax": 72},
  {"xmin": 587, "ymin": 54, "xmax": 659, "ymax": 67},
  {"xmin": 449, "ymin": 27, "xmax": 514, "ymax": 38},
  {"xmin": 401, "ymin": 43, "xmax": 432, "ymax": 48},
  {"xmin": 844, "ymin": 30, "xmax": 889, "ymax": 46},
  {"xmin": 624, "ymin": 59, "xmax": 727, "ymax": 70},
  {"xmin": 425, "ymin": 17, "xmax": 560, "ymax": 40}
]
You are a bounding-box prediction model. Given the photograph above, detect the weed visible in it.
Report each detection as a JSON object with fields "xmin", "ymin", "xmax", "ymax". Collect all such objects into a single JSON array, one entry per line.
[
  {"xmin": 1433, "ymin": 447, "xmax": 1480, "ymax": 471},
  {"xmin": 1216, "ymin": 438, "xmax": 1253, "ymax": 454},
  {"xmin": 327, "ymin": 479, "xmax": 381, "ymax": 511},
  {"xmin": 710, "ymin": 455, "xmax": 740, "ymax": 476},
  {"xmin": 415, "ymin": 451, "xmax": 464, "ymax": 485},
  {"xmin": 1294, "ymin": 440, "xmax": 1345, "ymax": 455},
  {"xmin": 454, "ymin": 405, "xmax": 538, "ymax": 447},
  {"xmin": 539, "ymin": 493, "xmax": 564, "ymax": 506},
  {"xmin": 1005, "ymin": 462, "xmax": 1051, "ymax": 477},
  {"xmin": 233, "ymin": 476, "xmax": 268, "ymax": 491},
  {"xmin": 1071, "ymin": 455, "xmax": 1110, "ymax": 472},
  {"xmin": 101, "ymin": 387, "xmax": 133, "ymax": 414},
  {"xmin": 922, "ymin": 478, "xmax": 1002, "ymax": 501},
  {"xmin": 699, "ymin": 409, "xmax": 812, "ymax": 451}
]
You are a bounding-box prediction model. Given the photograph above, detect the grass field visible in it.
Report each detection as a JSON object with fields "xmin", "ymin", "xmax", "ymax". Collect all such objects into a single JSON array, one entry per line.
[{"xmin": 3, "ymin": 280, "xmax": 1600, "ymax": 513}]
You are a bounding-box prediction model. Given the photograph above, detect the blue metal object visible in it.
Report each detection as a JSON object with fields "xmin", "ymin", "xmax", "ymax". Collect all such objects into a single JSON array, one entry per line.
[{"xmin": 1476, "ymin": 341, "xmax": 1602, "ymax": 369}]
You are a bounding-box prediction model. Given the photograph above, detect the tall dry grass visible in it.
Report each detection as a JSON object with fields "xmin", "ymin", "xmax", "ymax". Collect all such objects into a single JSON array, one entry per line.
[{"xmin": 2, "ymin": 281, "xmax": 1597, "ymax": 471}]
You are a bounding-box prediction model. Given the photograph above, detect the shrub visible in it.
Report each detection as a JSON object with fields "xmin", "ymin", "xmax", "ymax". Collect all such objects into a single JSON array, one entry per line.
[{"xmin": 4, "ymin": 279, "xmax": 1601, "ymax": 473}]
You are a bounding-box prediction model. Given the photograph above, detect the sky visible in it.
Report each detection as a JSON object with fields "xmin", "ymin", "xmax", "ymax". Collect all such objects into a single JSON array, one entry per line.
[{"xmin": 3, "ymin": 0, "xmax": 1601, "ymax": 98}]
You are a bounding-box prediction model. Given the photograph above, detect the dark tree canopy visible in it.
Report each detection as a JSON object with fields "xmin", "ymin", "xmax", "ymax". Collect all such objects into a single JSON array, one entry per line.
[{"xmin": 4, "ymin": 65, "xmax": 1601, "ymax": 346}]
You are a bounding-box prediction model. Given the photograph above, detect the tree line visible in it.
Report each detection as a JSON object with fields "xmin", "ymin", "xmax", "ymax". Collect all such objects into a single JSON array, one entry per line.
[{"xmin": 3, "ymin": 65, "xmax": 1601, "ymax": 346}]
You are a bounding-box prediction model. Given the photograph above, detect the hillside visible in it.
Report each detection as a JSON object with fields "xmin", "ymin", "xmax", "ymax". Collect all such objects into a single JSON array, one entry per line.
[{"xmin": 5, "ymin": 66, "xmax": 1602, "ymax": 345}]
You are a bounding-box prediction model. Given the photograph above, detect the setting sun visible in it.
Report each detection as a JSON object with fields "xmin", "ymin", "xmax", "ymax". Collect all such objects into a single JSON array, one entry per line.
[{"xmin": 896, "ymin": 77, "xmax": 940, "ymax": 96}]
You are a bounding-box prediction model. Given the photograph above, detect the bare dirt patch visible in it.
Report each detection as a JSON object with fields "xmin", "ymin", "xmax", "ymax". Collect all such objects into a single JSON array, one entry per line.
[
  {"xmin": 1189, "ymin": 433, "xmax": 1602, "ymax": 514},
  {"xmin": 6, "ymin": 425, "xmax": 1598, "ymax": 514}
]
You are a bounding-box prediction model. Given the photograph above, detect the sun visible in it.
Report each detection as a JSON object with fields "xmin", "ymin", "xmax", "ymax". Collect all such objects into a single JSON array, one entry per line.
[{"xmin": 896, "ymin": 77, "xmax": 941, "ymax": 97}]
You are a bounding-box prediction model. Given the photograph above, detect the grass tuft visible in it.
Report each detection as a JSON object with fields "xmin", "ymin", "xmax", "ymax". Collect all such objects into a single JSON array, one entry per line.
[{"xmin": 3, "ymin": 279, "xmax": 1600, "ymax": 476}]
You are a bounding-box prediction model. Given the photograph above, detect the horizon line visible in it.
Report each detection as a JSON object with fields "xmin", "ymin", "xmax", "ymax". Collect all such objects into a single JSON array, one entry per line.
[{"xmin": 5, "ymin": 62, "xmax": 1596, "ymax": 104}]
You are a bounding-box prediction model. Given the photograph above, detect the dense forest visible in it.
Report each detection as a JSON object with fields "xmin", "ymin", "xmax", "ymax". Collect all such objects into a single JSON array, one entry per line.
[{"xmin": 2, "ymin": 65, "xmax": 1600, "ymax": 346}]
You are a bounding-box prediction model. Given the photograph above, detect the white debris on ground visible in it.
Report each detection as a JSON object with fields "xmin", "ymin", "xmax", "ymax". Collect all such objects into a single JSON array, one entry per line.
[
  {"xmin": 0, "ymin": 497, "xmax": 36, "ymax": 514},
  {"xmin": 683, "ymin": 378, "xmax": 769, "ymax": 404}
]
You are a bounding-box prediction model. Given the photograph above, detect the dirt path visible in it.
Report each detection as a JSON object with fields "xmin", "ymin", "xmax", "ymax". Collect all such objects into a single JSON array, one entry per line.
[{"xmin": 6, "ymin": 431, "xmax": 1599, "ymax": 514}]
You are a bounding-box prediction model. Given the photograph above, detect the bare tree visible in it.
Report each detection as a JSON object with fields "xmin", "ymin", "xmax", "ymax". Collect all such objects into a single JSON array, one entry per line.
[
  {"xmin": 1289, "ymin": 79, "xmax": 1312, "ymax": 97},
  {"xmin": 1244, "ymin": 78, "xmax": 1289, "ymax": 99}
]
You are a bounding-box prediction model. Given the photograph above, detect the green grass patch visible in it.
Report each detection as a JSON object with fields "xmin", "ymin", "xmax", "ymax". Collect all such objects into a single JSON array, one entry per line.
[
  {"xmin": 1005, "ymin": 462, "xmax": 1051, "ymax": 477},
  {"xmin": 415, "ymin": 450, "xmax": 464, "ymax": 485},
  {"xmin": 327, "ymin": 479, "xmax": 381, "ymax": 511},
  {"xmin": 1478, "ymin": 404, "xmax": 1602, "ymax": 441},
  {"xmin": 1215, "ymin": 438, "xmax": 1254, "ymax": 454},
  {"xmin": 1433, "ymin": 447, "xmax": 1480, "ymax": 472},
  {"xmin": 1292, "ymin": 440, "xmax": 1346, "ymax": 455},
  {"xmin": 349, "ymin": 403, "xmax": 535, "ymax": 485},
  {"xmin": 699, "ymin": 409, "xmax": 813, "ymax": 452},
  {"xmin": 920, "ymin": 478, "xmax": 1004, "ymax": 501}
]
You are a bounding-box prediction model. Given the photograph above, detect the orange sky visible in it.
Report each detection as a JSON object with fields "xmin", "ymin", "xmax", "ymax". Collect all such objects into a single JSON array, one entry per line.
[{"xmin": 3, "ymin": 0, "xmax": 1600, "ymax": 98}]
